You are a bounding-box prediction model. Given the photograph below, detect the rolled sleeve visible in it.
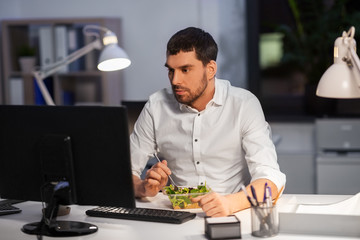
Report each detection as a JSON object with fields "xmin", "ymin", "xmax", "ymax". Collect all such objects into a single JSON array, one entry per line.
[{"xmin": 241, "ymin": 97, "xmax": 286, "ymax": 190}]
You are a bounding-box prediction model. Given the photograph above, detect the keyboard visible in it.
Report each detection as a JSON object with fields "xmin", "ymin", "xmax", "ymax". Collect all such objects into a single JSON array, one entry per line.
[
  {"xmin": 0, "ymin": 200, "xmax": 23, "ymax": 216},
  {"xmin": 86, "ymin": 206, "xmax": 196, "ymax": 224}
]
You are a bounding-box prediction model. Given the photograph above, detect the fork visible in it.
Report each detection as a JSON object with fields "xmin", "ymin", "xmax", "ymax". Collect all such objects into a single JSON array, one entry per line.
[{"xmin": 153, "ymin": 153, "xmax": 178, "ymax": 188}]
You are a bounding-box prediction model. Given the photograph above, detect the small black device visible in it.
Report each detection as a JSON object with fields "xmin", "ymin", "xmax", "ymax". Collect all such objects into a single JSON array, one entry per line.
[
  {"xmin": 86, "ymin": 206, "xmax": 196, "ymax": 224},
  {"xmin": 0, "ymin": 199, "xmax": 25, "ymax": 216},
  {"xmin": 0, "ymin": 204, "xmax": 22, "ymax": 216}
]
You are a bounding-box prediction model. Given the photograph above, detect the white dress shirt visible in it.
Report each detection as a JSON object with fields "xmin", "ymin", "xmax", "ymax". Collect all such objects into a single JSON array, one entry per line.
[{"xmin": 130, "ymin": 79, "xmax": 286, "ymax": 194}]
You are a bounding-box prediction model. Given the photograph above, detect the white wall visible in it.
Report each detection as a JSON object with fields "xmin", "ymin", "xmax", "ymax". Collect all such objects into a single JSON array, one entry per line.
[{"xmin": 0, "ymin": 0, "xmax": 246, "ymax": 101}]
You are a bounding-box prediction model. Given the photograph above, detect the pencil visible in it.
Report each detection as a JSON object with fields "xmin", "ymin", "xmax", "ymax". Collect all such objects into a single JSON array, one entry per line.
[{"xmin": 273, "ymin": 186, "xmax": 284, "ymax": 205}]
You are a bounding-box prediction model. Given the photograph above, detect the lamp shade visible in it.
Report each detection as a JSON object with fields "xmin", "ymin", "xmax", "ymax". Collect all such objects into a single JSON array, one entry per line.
[
  {"xmin": 97, "ymin": 44, "xmax": 131, "ymax": 71},
  {"xmin": 316, "ymin": 63, "xmax": 360, "ymax": 98}
]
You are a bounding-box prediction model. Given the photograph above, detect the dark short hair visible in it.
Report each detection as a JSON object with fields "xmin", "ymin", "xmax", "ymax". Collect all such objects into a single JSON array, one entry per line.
[{"xmin": 166, "ymin": 27, "xmax": 218, "ymax": 65}]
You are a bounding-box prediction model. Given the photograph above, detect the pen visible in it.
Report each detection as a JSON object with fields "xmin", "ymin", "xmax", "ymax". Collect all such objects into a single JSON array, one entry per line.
[
  {"xmin": 241, "ymin": 185, "xmax": 257, "ymax": 207},
  {"xmin": 250, "ymin": 185, "xmax": 259, "ymax": 206},
  {"xmin": 265, "ymin": 186, "xmax": 272, "ymax": 207},
  {"xmin": 263, "ymin": 182, "xmax": 268, "ymax": 203}
]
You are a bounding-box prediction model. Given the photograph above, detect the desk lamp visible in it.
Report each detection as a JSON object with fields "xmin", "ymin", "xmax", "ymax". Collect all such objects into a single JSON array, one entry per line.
[
  {"xmin": 33, "ymin": 25, "xmax": 131, "ymax": 105},
  {"xmin": 316, "ymin": 26, "xmax": 360, "ymax": 98}
]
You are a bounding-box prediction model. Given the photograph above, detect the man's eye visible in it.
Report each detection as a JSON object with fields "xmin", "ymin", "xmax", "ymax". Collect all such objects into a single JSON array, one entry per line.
[{"xmin": 182, "ymin": 69, "xmax": 189, "ymax": 73}]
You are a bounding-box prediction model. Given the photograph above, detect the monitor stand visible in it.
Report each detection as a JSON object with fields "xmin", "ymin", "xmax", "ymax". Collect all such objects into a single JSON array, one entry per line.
[
  {"xmin": 22, "ymin": 221, "xmax": 98, "ymax": 237},
  {"xmin": 21, "ymin": 182, "xmax": 98, "ymax": 237}
]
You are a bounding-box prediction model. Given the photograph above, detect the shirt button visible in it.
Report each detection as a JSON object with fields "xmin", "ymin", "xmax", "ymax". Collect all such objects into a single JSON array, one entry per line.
[
  {"xmin": 200, "ymin": 182, "xmax": 204, "ymax": 185},
  {"xmin": 198, "ymin": 113, "xmax": 200, "ymax": 116},
  {"xmin": 194, "ymin": 139, "xmax": 198, "ymax": 142},
  {"xmin": 196, "ymin": 161, "xmax": 200, "ymax": 164}
]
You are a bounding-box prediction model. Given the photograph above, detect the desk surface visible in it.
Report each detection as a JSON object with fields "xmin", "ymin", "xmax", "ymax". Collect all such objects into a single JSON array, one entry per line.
[{"xmin": 0, "ymin": 194, "xmax": 356, "ymax": 240}]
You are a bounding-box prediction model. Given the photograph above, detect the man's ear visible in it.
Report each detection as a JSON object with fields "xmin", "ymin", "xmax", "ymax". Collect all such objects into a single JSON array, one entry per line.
[{"xmin": 206, "ymin": 60, "xmax": 217, "ymax": 80}]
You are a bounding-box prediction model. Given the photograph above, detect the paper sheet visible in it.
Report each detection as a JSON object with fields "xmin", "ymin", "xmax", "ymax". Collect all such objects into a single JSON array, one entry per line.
[
  {"xmin": 206, "ymin": 216, "xmax": 239, "ymax": 224},
  {"xmin": 277, "ymin": 196, "xmax": 299, "ymax": 212},
  {"xmin": 296, "ymin": 192, "xmax": 360, "ymax": 215}
]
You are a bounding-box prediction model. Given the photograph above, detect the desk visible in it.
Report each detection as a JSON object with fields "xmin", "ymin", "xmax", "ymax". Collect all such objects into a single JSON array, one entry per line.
[{"xmin": 0, "ymin": 194, "xmax": 356, "ymax": 240}]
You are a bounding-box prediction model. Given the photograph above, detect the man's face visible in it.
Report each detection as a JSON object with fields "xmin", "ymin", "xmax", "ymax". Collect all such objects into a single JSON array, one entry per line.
[{"xmin": 165, "ymin": 50, "xmax": 208, "ymax": 106}]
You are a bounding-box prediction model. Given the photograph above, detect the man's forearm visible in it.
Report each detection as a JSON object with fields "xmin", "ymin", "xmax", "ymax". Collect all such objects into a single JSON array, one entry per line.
[{"xmin": 227, "ymin": 178, "xmax": 280, "ymax": 213}]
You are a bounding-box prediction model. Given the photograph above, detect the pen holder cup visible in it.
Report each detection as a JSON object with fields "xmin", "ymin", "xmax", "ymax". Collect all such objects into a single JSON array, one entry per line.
[{"xmin": 251, "ymin": 203, "xmax": 279, "ymax": 238}]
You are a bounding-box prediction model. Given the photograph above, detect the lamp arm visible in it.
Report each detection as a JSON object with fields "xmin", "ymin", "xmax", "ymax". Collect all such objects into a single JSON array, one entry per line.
[
  {"xmin": 349, "ymin": 47, "xmax": 360, "ymax": 87},
  {"xmin": 32, "ymin": 38, "xmax": 102, "ymax": 105},
  {"xmin": 34, "ymin": 38, "xmax": 102, "ymax": 79}
]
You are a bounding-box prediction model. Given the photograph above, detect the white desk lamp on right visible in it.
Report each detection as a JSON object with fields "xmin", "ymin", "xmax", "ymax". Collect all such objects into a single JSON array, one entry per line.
[{"xmin": 316, "ymin": 26, "xmax": 360, "ymax": 99}]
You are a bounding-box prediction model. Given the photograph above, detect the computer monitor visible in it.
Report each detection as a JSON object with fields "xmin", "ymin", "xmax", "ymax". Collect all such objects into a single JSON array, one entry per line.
[{"xmin": 0, "ymin": 105, "xmax": 135, "ymax": 237}]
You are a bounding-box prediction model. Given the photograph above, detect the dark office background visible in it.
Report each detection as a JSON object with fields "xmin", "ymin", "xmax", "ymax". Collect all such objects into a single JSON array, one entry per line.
[{"xmin": 247, "ymin": 0, "xmax": 360, "ymax": 121}]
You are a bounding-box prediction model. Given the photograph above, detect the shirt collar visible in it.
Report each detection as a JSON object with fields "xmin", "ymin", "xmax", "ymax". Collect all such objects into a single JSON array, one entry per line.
[
  {"xmin": 212, "ymin": 78, "xmax": 225, "ymax": 106},
  {"xmin": 178, "ymin": 78, "xmax": 225, "ymax": 112}
]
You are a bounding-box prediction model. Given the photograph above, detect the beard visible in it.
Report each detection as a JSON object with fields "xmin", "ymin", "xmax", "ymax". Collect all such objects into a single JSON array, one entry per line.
[{"xmin": 172, "ymin": 72, "xmax": 208, "ymax": 106}]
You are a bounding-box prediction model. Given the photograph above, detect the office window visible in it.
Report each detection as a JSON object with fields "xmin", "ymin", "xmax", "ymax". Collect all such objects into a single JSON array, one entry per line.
[{"xmin": 247, "ymin": 0, "xmax": 360, "ymax": 120}]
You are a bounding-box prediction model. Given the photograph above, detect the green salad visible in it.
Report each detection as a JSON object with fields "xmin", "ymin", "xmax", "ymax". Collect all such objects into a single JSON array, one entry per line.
[{"xmin": 163, "ymin": 184, "xmax": 211, "ymax": 209}]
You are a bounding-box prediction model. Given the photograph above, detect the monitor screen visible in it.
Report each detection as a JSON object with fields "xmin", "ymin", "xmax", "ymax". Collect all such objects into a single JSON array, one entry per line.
[
  {"xmin": 0, "ymin": 105, "xmax": 135, "ymax": 207},
  {"xmin": 0, "ymin": 105, "xmax": 135, "ymax": 208}
]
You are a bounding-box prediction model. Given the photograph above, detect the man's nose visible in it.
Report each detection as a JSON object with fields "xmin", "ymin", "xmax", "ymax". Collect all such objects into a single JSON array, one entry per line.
[{"xmin": 171, "ymin": 71, "xmax": 182, "ymax": 85}]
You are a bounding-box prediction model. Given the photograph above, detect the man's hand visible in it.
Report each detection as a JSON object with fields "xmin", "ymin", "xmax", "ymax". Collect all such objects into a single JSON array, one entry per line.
[
  {"xmin": 192, "ymin": 192, "xmax": 232, "ymax": 217},
  {"xmin": 134, "ymin": 160, "xmax": 171, "ymax": 197},
  {"xmin": 191, "ymin": 179, "xmax": 281, "ymax": 217}
]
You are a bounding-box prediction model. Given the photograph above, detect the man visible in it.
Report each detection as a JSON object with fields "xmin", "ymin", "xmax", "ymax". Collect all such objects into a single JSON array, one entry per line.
[{"xmin": 131, "ymin": 27, "xmax": 286, "ymax": 217}]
